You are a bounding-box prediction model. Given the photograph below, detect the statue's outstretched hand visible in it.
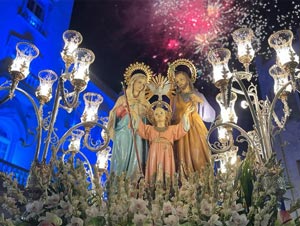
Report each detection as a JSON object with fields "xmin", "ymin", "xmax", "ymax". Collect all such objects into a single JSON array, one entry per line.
[{"xmin": 190, "ymin": 93, "xmax": 203, "ymax": 104}]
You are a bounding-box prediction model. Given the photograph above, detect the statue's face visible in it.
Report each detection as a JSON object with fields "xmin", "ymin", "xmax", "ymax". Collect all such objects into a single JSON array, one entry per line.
[
  {"xmin": 133, "ymin": 77, "xmax": 146, "ymax": 92},
  {"xmin": 175, "ymin": 73, "xmax": 188, "ymax": 91},
  {"xmin": 154, "ymin": 107, "xmax": 166, "ymax": 124}
]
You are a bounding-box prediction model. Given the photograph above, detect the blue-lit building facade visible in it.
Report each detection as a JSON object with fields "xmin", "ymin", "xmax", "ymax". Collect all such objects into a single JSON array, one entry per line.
[{"xmin": 0, "ymin": 0, "xmax": 116, "ymax": 185}]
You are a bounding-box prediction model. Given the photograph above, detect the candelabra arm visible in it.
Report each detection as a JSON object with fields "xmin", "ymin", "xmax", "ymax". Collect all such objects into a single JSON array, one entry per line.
[
  {"xmin": 58, "ymin": 77, "xmax": 80, "ymax": 109},
  {"xmin": 41, "ymin": 79, "xmax": 62, "ymax": 162},
  {"xmin": 83, "ymin": 124, "xmax": 110, "ymax": 152},
  {"xmin": 0, "ymin": 86, "xmax": 42, "ymax": 162},
  {"xmin": 0, "ymin": 81, "xmax": 12, "ymax": 104},
  {"xmin": 233, "ymin": 77, "xmax": 262, "ymax": 133},
  {"xmin": 267, "ymin": 81, "xmax": 292, "ymax": 135},
  {"xmin": 233, "ymin": 77, "xmax": 272, "ymax": 160},
  {"xmin": 287, "ymin": 63, "xmax": 299, "ymax": 92},
  {"xmin": 0, "ymin": 94, "xmax": 10, "ymax": 105},
  {"xmin": 61, "ymin": 149, "xmax": 95, "ymax": 189},
  {"xmin": 8, "ymin": 73, "xmax": 21, "ymax": 99},
  {"xmin": 231, "ymin": 85, "xmax": 261, "ymax": 118},
  {"xmin": 52, "ymin": 122, "xmax": 110, "ymax": 158},
  {"xmin": 207, "ymin": 122, "xmax": 255, "ymax": 154},
  {"xmin": 0, "ymin": 84, "xmax": 11, "ymax": 105}
]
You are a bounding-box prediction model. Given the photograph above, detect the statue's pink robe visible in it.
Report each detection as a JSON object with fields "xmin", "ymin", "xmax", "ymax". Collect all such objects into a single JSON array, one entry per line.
[{"xmin": 137, "ymin": 121, "xmax": 187, "ymax": 186}]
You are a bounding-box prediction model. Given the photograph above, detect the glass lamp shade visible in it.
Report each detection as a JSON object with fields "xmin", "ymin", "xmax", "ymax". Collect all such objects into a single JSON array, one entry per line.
[
  {"xmin": 100, "ymin": 117, "xmax": 109, "ymax": 142},
  {"xmin": 216, "ymin": 92, "xmax": 238, "ymax": 123},
  {"xmin": 61, "ymin": 30, "xmax": 83, "ymax": 66},
  {"xmin": 232, "ymin": 28, "xmax": 255, "ymax": 68},
  {"xmin": 10, "ymin": 42, "xmax": 39, "ymax": 80},
  {"xmin": 68, "ymin": 129, "xmax": 85, "ymax": 152},
  {"xmin": 229, "ymin": 153, "xmax": 237, "ymax": 165},
  {"xmin": 213, "ymin": 148, "xmax": 238, "ymax": 173},
  {"xmin": 213, "ymin": 153, "xmax": 227, "ymax": 173},
  {"xmin": 217, "ymin": 126, "xmax": 230, "ymax": 143},
  {"xmin": 81, "ymin": 92, "xmax": 103, "ymax": 123},
  {"xmin": 36, "ymin": 70, "xmax": 58, "ymax": 104},
  {"xmin": 268, "ymin": 30, "xmax": 299, "ymax": 69},
  {"xmin": 208, "ymin": 48, "xmax": 232, "ymax": 88},
  {"xmin": 96, "ymin": 147, "xmax": 111, "ymax": 170},
  {"xmin": 71, "ymin": 48, "xmax": 95, "ymax": 91},
  {"xmin": 216, "ymin": 92, "xmax": 237, "ymax": 143},
  {"xmin": 269, "ymin": 64, "xmax": 292, "ymax": 93}
]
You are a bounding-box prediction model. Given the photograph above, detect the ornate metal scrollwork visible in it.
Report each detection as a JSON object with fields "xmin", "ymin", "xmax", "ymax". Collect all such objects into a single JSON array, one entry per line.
[{"xmin": 207, "ymin": 121, "xmax": 255, "ymax": 155}]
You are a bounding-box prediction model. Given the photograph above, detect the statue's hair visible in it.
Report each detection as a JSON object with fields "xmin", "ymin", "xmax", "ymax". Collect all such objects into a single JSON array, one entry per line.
[
  {"xmin": 174, "ymin": 70, "xmax": 194, "ymax": 92},
  {"xmin": 126, "ymin": 73, "xmax": 147, "ymax": 100},
  {"xmin": 147, "ymin": 101, "xmax": 172, "ymax": 126}
]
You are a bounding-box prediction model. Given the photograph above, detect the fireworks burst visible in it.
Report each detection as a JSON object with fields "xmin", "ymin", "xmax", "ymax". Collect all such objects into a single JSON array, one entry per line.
[
  {"xmin": 151, "ymin": 0, "xmax": 241, "ymax": 56},
  {"xmin": 118, "ymin": 0, "xmax": 300, "ymax": 83}
]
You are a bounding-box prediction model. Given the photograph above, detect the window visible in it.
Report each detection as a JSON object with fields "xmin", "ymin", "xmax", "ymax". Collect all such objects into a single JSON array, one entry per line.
[
  {"xmin": 19, "ymin": 0, "xmax": 46, "ymax": 35},
  {"xmin": 0, "ymin": 133, "xmax": 10, "ymax": 160},
  {"xmin": 0, "ymin": 142, "xmax": 8, "ymax": 159},
  {"xmin": 26, "ymin": 0, "xmax": 44, "ymax": 21}
]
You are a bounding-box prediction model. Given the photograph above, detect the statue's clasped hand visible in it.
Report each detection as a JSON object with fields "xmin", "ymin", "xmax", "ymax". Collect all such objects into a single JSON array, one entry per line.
[{"xmin": 184, "ymin": 104, "xmax": 195, "ymax": 116}]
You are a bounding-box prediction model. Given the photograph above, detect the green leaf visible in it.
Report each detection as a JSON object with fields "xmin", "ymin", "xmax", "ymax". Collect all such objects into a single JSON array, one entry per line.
[
  {"xmin": 240, "ymin": 154, "xmax": 254, "ymax": 210},
  {"xmin": 86, "ymin": 216, "xmax": 106, "ymax": 226},
  {"xmin": 15, "ymin": 222, "xmax": 33, "ymax": 226},
  {"xmin": 180, "ymin": 222, "xmax": 196, "ymax": 226}
]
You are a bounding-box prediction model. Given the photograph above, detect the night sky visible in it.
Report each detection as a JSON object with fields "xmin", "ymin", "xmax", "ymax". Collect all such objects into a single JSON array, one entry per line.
[{"xmin": 70, "ymin": 0, "xmax": 300, "ymax": 98}]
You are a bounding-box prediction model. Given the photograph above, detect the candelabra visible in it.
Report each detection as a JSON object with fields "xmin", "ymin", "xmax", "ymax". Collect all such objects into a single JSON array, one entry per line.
[
  {"xmin": 0, "ymin": 30, "xmax": 110, "ymax": 192},
  {"xmin": 207, "ymin": 28, "xmax": 300, "ymax": 166}
]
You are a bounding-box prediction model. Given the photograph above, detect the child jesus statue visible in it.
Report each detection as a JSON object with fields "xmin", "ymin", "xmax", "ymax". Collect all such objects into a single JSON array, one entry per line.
[{"xmin": 136, "ymin": 102, "xmax": 194, "ymax": 188}]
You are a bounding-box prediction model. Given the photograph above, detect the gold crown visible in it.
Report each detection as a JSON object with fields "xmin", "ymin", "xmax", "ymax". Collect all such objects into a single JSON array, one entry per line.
[
  {"xmin": 167, "ymin": 58, "xmax": 197, "ymax": 83},
  {"xmin": 123, "ymin": 62, "xmax": 154, "ymax": 85}
]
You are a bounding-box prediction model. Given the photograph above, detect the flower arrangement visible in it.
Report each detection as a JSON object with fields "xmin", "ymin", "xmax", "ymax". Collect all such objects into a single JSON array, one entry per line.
[{"xmin": 0, "ymin": 151, "xmax": 299, "ymax": 226}]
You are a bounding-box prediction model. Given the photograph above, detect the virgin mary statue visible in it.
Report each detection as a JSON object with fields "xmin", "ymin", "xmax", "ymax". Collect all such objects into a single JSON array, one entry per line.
[{"xmin": 107, "ymin": 62, "xmax": 153, "ymax": 179}]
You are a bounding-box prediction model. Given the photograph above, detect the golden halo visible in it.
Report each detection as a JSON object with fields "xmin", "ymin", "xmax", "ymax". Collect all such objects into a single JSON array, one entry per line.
[
  {"xmin": 167, "ymin": 58, "xmax": 197, "ymax": 83},
  {"xmin": 124, "ymin": 62, "xmax": 154, "ymax": 85}
]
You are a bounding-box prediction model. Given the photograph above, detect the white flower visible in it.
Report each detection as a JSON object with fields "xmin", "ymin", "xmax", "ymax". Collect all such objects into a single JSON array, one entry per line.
[
  {"xmin": 38, "ymin": 212, "xmax": 62, "ymax": 226},
  {"xmin": 109, "ymin": 202, "xmax": 128, "ymax": 222},
  {"xmin": 151, "ymin": 204, "xmax": 162, "ymax": 220},
  {"xmin": 175, "ymin": 205, "xmax": 188, "ymax": 220},
  {"xmin": 207, "ymin": 214, "xmax": 223, "ymax": 226},
  {"xmin": 57, "ymin": 200, "xmax": 73, "ymax": 217},
  {"xmin": 260, "ymin": 213, "xmax": 271, "ymax": 226},
  {"xmin": 163, "ymin": 201, "xmax": 175, "ymax": 215},
  {"xmin": 164, "ymin": 214, "xmax": 179, "ymax": 226},
  {"xmin": 133, "ymin": 213, "xmax": 147, "ymax": 225},
  {"xmin": 45, "ymin": 194, "xmax": 60, "ymax": 208},
  {"xmin": 129, "ymin": 198, "xmax": 148, "ymax": 214},
  {"xmin": 226, "ymin": 212, "xmax": 249, "ymax": 226},
  {"xmin": 230, "ymin": 202, "xmax": 244, "ymax": 212},
  {"xmin": 38, "ymin": 221, "xmax": 57, "ymax": 226},
  {"xmin": 151, "ymin": 203, "xmax": 163, "ymax": 225},
  {"xmin": 220, "ymin": 182, "xmax": 227, "ymax": 190},
  {"xmin": 86, "ymin": 205, "xmax": 105, "ymax": 217},
  {"xmin": 3, "ymin": 196, "xmax": 16, "ymax": 206},
  {"xmin": 200, "ymin": 199, "xmax": 213, "ymax": 216},
  {"xmin": 178, "ymin": 189, "xmax": 189, "ymax": 198},
  {"xmin": 111, "ymin": 202, "xmax": 126, "ymax": 215},
  {"xmin": 26, "ymin": 200, "xmax": 43, "ymax": 214},
  {"xmin": 66, "ymin": 216, "xmax": 84, "ymax": 226}
]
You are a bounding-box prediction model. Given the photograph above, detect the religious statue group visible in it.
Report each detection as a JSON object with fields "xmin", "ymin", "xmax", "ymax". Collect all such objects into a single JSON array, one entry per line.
[{"xmin": 107, "ymin": 59, "xmax": 216, "ymax": 189}]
